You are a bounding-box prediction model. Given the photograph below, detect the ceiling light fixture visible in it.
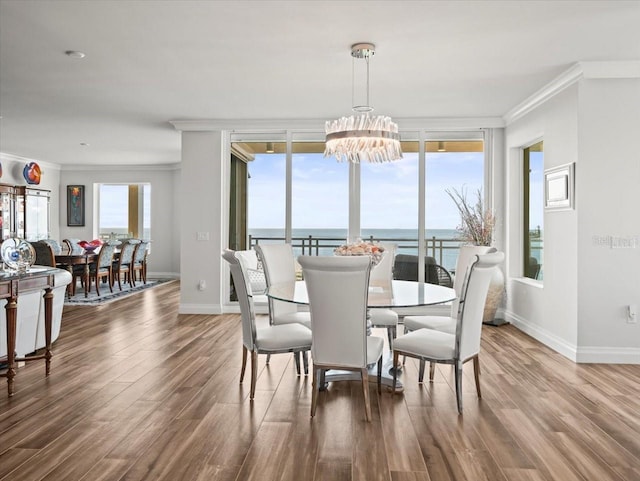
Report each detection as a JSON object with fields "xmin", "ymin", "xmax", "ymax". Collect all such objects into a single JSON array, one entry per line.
[
  {"xmin": 324, "ymin": 43, "xmax": 402, "ymax": 163},
  {"xmin": 65, "ymin": 50, "xmax": 86, "ymax": 59},
  {"xmin": 437, "ymin": 141, "xmax": 446, "ymax": 152},
  {"xmin": 265, "ymin": 142, "xmax": 274, "ymax": 153}
]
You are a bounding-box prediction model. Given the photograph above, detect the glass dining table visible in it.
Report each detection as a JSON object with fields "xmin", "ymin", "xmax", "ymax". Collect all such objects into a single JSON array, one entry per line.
[{"xmin": 267, "ymin": 279, "xmax": 456, "ymax": 391}]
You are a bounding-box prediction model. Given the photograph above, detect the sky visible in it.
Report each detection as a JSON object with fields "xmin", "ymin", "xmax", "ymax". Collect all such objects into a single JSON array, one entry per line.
[
  {"xmin": 246, "ymin": 150, "xmax": 522, "ymax": 231},
  {"xmin": 99, "ymin": 184, "xmax": 151, "ymax": 230}
]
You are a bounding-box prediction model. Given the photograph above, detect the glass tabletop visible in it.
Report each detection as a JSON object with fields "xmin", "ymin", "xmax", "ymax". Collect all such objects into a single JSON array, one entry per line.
[{"xmin": 267, "ymin": 279, "xmax": 456, "ymax": 308}]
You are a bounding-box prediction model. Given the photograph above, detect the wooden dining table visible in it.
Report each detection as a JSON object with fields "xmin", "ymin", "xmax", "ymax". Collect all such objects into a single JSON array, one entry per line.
[{"xmin": 55, "ymin": 252, "xmax": 96, "ymax": 297}]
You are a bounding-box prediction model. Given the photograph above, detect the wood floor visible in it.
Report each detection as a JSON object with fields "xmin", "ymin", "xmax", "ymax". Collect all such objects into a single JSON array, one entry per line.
[{"xmin": 1, "ymin": 280, "xmax": 639, "ymax": 481}]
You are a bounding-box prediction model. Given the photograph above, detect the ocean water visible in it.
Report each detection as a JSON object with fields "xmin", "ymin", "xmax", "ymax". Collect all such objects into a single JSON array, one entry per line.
[{"xmin": 248, "ymin": 228, "xmax": 463, "ymax": 271}]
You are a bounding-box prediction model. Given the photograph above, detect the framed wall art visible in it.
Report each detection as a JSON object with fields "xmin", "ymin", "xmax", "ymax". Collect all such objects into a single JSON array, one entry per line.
[
  {"xmin": 544, "ymin": 163, "xmax": 575, "ymax": 211},
  {"xmin": 67, "ymin": 185, "xmax": 85, "ymax": 226}
]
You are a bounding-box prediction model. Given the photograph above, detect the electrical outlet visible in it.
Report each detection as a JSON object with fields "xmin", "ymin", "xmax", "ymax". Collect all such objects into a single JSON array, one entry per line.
[
  {"xmin": 196, "ymin": 232, "xmax": 210, "ymax": 241},
  {"xmin": 628, "ymin": 304, "xmax": 637, "ymax": 324},
  {"xmin": 198, "ymin": 280, "xmax": 206, "ymax": 291}
]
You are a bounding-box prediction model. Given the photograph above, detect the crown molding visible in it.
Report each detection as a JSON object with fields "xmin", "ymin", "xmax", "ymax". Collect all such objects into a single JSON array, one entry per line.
[
  {"xmin": 170, "ymin": 116, "xmax": 504, "ymax": 132},
  {"xmin": 0, "ymin": 152, "xmax": 62, "ymax": 171},
  {"xmin": 503, "ymin": 61, "xmax": 640, "ymax": 125},
  {"xmin": 59, "ymin": 163, "xmax": 181, "ymax": 172}
]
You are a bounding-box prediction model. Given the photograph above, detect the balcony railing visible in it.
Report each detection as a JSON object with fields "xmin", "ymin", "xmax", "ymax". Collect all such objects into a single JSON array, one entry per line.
[{"xmin": 248, "ymin": 234, "xmax": 465, "ymax": 271}]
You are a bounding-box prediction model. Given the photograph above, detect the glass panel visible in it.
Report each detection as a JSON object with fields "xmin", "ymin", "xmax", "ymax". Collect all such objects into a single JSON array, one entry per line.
[
  {"xmin": 292, "ymin": 143, "xmax": 348, "ymax": 257},
  {"xmin": 98, "ymin": 183, "xmax": 151, "ymax": 241},
  {"xmin": 245, "ymin": 142, "xmax": 287, "ymax": 247},
  {"xmin": 524, "ymin": 141, "xmax": 544, "ymax": 280},
  {"xmin": 425, "ymin": 139, "xmax": 484, "ymax": 273},
  {"xmin": 361, "ymin": 148, "xmax": 419, "ymax": 256}
]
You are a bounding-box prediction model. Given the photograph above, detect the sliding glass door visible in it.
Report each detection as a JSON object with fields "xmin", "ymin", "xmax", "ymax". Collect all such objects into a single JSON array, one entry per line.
[{"xmin": 229, "ymin": 130, "xmax": 486, "ymax": 285}]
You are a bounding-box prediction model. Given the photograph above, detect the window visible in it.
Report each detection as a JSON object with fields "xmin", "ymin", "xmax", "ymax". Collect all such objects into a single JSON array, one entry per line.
[
  {"xmin": 523, "ymin": 141, "xmax": 544, "ymax": 280},
  {"xmin": 230, "ymin": 130, "xmax": 486, "ymax": 282},
  {"xmin": 425, "ymin": 139, "xmax": 484, "ymax": 272},
  {"xmin": 98, "ymin": 183, "xmax": 151, "ymax": 240}
]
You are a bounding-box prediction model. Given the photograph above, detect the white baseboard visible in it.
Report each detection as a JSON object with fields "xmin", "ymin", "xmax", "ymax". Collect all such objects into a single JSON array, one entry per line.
[
  {"xmin": 148, "ymin": 271, "xmax": 180, "ymax": 280},
  {"xmin": 179, "ymin": 303, "xmax": 222, "ymax": 314},
  {"xmin": 504, "ymin": 310, "xmax": 640, "ymax": 364},
  {"xmin": 576, "ymin": 346, "xmax": 640, "ymax": 364}
]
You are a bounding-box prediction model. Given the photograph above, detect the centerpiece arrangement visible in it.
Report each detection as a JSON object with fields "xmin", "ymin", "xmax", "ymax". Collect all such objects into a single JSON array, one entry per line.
[
  {"xmin": 78, "ymin": 239, "xmax": 103, "ymax": 253},
  {"xmin": 334, "ymin": 239, "xmax": 385, "ymax": 266}
]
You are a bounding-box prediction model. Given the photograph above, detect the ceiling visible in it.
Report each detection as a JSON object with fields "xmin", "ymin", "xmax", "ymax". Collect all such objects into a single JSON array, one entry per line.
[{"xmin": 1, "ymin": 0, "xmax": 639, "ymax": 166}]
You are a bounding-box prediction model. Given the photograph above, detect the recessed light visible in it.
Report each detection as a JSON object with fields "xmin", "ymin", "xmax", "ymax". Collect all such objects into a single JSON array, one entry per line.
[
  {"xmin": 65, "ymin": 50, "xmax": 86, "ymax": 59},
  {"xmin": 80, "ymin": 142, "xmax": 89, "ymax": 146}
]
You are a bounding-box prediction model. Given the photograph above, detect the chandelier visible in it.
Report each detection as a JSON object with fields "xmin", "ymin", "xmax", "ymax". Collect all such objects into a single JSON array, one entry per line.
[{"xmin": 324, "ymin": 43, "xmax": 402, "ymax": 163}]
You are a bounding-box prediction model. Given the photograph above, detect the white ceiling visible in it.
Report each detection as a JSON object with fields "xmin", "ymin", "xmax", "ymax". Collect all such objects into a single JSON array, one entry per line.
[{"xmin": 1, "ymin": 0, "xmax": 639, "ymax": 166}]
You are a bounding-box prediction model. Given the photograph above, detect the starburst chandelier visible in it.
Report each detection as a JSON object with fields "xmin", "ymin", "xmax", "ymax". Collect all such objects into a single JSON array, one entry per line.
[{"xmin": 324, "ymin": 43, "xmax": 402, "ymax": 163}]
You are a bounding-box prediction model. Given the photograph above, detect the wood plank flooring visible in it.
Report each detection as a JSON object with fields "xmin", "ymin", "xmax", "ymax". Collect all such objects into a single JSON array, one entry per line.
[{"xmin": 1, "ymin": 280, "xmax": 639, "ymax": 481}]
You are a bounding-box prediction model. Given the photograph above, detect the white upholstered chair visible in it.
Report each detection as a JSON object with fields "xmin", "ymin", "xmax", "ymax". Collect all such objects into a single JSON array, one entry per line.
[
  {"xmin": 392, "ymin": 251, "xmax": 505, "ymax": 414},
  {"xmin": 298, "ymin": 255, "xmax": 384, "ymax": 422},
  {"xmin": 368, "ymin": 243, "xmax": 399, "ymax": 349},
  {"xmin": 403, "ymin": 245, "xmax": 496, "ymax": 336},
  {"xmin": 222, "ymin": 249, "xmax": 312, "ymax": 400},
  {"xmin": 255, "ymin": 243, "xmax": 311, "ymax": 329}
]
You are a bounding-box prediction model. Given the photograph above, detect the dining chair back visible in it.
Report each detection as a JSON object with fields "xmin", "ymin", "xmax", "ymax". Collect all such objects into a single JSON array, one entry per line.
[
  {"xmin": 298, "ymin": 255, "xmax": 383, "ymax": 421},
  {"xmin": 369, "ymin": 242, "xmax": 395, "ymax": 286},
  {"xmin": 223, "ymin": 250, "xmax": 257, "ymax": 352},
  {"xmin": 92, "ymin": 242, "xmax": 117, "ymax": 296},
  {"xmin": 255, "ymin": 243, "xmax": 311, "ymax": 328},
  {"xmin": 63, "ymin": 238, "xmax": 84, "ymax": 254},
  {"xmin": 403, "ymin": 245, "xmax": 496, "ymax": 338},
  {"xmin": 31, "ymin": 241, "xmax": 56, "ymax": 267},
  {"xmin": 113, "ymin": 239, "xmax": 139, "ymax": 290},
  {"xmin": 42, "ymin": 239, "xmax": 63, "ymax": 255},
  {"xmin": 131, "ymin": 240, "xmax": 149, "ymax": 285},
  {"xmin": 368, "ymin": 243, "xmax": 399, "ymax": 349},
  {"xmin": 392, "ymin": 251, "xmax": 505, "ymax": 414},
  {"xmin": 222, "ymin": 249, "xmax": 312, "ymax": 400}
]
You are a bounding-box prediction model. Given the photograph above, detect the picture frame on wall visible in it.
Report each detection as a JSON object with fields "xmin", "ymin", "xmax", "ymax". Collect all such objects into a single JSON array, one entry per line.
[
  {"xmin": 67, "ymin": 185, "xmax": 85, "ymax": 226},
  {"xmin": 544, "ymin": 162, "xmax": 575, "ymax": 211}
]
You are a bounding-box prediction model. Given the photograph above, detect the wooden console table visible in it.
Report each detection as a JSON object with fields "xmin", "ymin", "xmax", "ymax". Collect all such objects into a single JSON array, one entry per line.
[{"xmin": 0, "ymin": 267, "xmax": 57, "ymax": 396}]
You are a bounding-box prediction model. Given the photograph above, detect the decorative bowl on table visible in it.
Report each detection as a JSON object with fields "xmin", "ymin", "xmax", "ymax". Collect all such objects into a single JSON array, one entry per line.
[
  {"xmin": 334, "ymin": 240, "xmax": 385, "ymax": 267},
  {"xmin": 78, "ymin": 239, "xmax": 102, "ymax": 253},
  {"xmin": 1, "ymin": 238, "xmax": 36, "ymax": 272}
]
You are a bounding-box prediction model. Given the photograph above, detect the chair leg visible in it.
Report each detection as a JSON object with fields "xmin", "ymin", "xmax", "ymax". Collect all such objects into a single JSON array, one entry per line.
[
  {"xmin": 266, "ymin": 354, "xmax": 271, "ymax": 365},
  {"xmin": 473, "ymin": 355, "xmax": 482, "ymax": 398},
  {"xmin": 250, "ymin": 351, "xmax": 258, "ymax": 400},
  {"xmin": 429, "ymin": 362, "xmax": 435, "ymax": 381},
  {"xmin": 418, "ymin": 360, "xmax": 426, "ymax": 383},
  {"xmin": 392, "ymin": 351, "xmax": 399, "ymax": 394},
  {"xmin": 240, "ymin": 346, "xmax": 248, "ymax": 383},
  {"xmin": 455, "ymin": 361, "xmax": 463, "ymax": 414},
  {"xmin": 311, "ymin": 367, "xmax": 320, "ymax": 418},
  {"xmin": 388, "ymin": 326, "xmax": 396, "ymax": 351},
  {"xmin": 302, "ymin": 351, "xmax": 309, "ymax": 376},
  {"xmin": 95, "ymin": 275, "xmax": 101, "ymax": 296},
  {"xmin": 377, "ymin": 357, "xmax": 382, "ymax": 395},
  {"xmin": 294, "ymin": 351, "xmax": 301, "ymax": 376},
  {"xmin": 361, "ymin": 367, "xmax": 371, "ymax": 422}
]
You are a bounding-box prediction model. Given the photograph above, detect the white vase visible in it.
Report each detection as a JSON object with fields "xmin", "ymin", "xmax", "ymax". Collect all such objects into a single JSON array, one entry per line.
[
  {"xmin": 456, "ymin": 245, "xmax": 505, "ymax": 325},
  {"xmin": 482, "ymin": 266, "xmax": 505, "ymax": 325}
]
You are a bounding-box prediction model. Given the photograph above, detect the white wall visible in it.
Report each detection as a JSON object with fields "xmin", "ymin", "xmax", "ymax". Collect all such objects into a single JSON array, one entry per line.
[
  {"xmin": 576, "ymin": 79, "xmax": 640, "ymax": 360},
  {"xmin": 504, "ymin": 76, "xmax": 640, "ymax": 363},
  {"xmin": 58, "ymin": 165, "xmax": 180, "ymax": 278},
  {"xmin": 179, "ymin": 131, "xmax": 225, "ymax": 314}
]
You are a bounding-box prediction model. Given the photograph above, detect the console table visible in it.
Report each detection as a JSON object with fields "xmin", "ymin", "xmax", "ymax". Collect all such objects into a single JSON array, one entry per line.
[{"xmin": 0, "ymin": 267, "xmax": 58, "ymax": 396}]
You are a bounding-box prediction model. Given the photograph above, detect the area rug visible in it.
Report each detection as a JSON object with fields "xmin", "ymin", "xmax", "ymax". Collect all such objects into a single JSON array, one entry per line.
[{"xmin": 64, "ymin": 279, "xmax": 176, "ymax": 306}]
